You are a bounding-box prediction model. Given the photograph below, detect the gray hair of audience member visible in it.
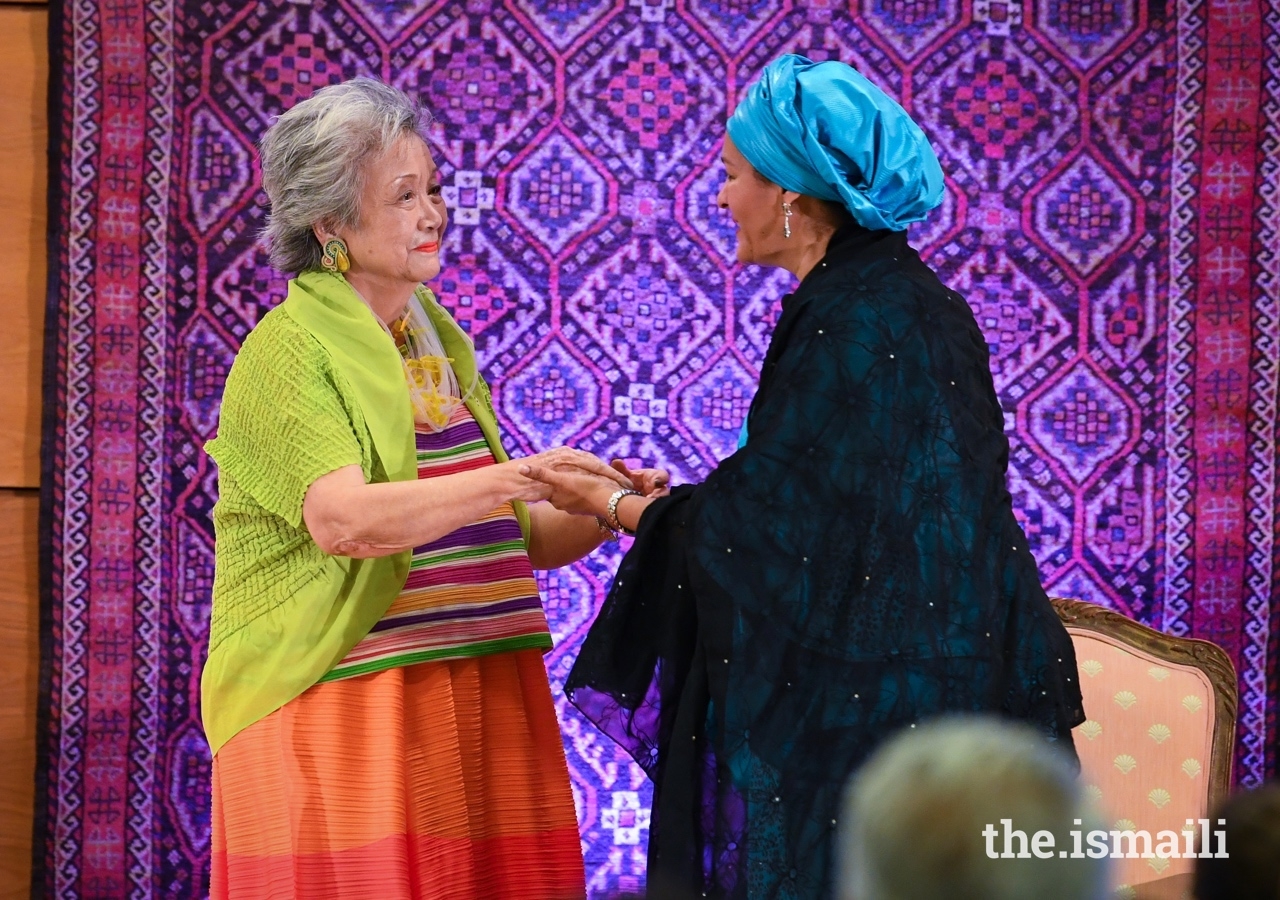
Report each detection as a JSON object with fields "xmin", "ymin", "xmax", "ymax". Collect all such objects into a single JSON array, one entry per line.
[
  {"xmin": 838, "ymin": 717, "xmax": 1107, "ymax": 900},
  {"xmin": 259, "ymin": 77, "xmax": 434, "ymax": 273},
  {"xmin": 1194, "ymin": 783, "xmax": 1280, "ymax": 900}
]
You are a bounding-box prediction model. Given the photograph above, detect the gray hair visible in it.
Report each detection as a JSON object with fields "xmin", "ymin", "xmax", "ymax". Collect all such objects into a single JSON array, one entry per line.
[
  {"xmin": 838, "ymin": 717, "xmax": 1107, "ymax": 900},
  {"xmin": 259, "ymin": 77, "xmax": 433, "ymax": 273}
]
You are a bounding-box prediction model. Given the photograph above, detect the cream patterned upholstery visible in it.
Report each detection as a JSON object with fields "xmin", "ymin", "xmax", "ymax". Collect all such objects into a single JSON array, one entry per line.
[{"xmin": 1053, "ymin": 598, "xmax": 1237, "ymax": 897}]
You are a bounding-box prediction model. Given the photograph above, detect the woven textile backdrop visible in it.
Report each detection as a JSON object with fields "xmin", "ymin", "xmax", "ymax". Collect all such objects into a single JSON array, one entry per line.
[{"xmin": 35, "ymin": 0, "xmax": 1279, "ymax": 896}]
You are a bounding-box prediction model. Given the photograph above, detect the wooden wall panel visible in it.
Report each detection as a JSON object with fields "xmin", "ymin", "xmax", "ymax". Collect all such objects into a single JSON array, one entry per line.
[
  {"xmin": 0, "ymin": 489, "xmax": 38, "ymax": 899},
  {"xmin": 0, "ymin": 5, "xmax": 48, "ymax": 489},
  {"xmin": 0, "ymin": 4, "xmax": 46, "ymax": 897}
]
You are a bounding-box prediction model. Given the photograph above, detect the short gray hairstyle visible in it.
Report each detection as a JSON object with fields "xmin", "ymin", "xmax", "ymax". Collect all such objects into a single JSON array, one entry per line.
[
  {"xmin": 838, "ymin": 717, "xmax": 1107, "ymax": 900},
  {"xmin": 259, "ymin": 77, "xmax": 433, "ymax": 273}
]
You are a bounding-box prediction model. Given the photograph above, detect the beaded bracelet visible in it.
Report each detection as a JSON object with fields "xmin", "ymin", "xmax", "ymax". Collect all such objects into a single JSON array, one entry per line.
[{"xmin": 605, "ymin": 488, "xmax": 641, "ymax": 536}]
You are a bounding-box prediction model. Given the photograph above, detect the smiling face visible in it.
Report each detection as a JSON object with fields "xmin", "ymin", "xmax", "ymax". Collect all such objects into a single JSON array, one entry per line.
[
  {"xmin": 716, "ymin": 135, "xmax": 787, "ymax": 266},
  {"xmin": 325, "ymin": 134, "xmax": 447, "ymax": 308}
]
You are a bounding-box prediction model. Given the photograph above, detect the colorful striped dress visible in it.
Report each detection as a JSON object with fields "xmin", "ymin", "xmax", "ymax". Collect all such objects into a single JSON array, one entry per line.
[
  {"xmin": 323, "ymin": 405, "xmax": 555, "ymax": 679},
  {"xmin": 210, "ymin": 404, "xmax": 585, "ymax": 899}
]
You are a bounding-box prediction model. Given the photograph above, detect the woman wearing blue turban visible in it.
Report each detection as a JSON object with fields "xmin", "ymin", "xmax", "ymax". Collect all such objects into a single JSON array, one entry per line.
[{"xmin": 524, "ymin": 55, "xmax": 1084, "ymax": 898}]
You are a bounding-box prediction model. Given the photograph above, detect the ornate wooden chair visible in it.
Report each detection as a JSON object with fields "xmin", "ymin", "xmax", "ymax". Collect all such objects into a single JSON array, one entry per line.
[{"xmin": 1051, "ymin": 598, "xmax": 1237, "ymax": 899}]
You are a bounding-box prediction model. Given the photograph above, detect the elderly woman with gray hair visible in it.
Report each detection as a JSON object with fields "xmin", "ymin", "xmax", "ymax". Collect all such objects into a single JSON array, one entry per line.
[{"xmin": 201, "ymin": 77, "xmax": 654, "ymax": 898}]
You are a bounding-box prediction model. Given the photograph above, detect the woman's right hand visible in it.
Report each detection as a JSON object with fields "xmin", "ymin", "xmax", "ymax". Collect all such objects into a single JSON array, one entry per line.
[
  {"xmin": 496, "ymin": 459, "xmax": 555, "ymax": 503},
  {"xmin": 518, "ymin": 462, "xmax": 621, "ymax": 518},
  {"xmin": 501, "ymin": 447, "xmax": 631, "ymax": 503}
]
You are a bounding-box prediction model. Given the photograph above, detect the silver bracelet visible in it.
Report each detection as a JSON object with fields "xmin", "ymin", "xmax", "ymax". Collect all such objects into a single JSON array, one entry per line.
[{"xmin": 605, "ymin": 488, "xmax": 641, "ymax": 536}]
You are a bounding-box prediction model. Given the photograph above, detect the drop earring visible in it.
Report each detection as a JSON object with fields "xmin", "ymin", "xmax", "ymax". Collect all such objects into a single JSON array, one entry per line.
[
  {"xmin": 321, "ymin": 238, "xmax": 350, "ymax": 273},
  {"xmin": 783, "ymin": 201, "xmax": 792, "ymax": 239}
]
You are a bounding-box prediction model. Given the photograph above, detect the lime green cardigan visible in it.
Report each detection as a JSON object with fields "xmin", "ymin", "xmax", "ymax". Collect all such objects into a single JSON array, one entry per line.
[{"xmin": 201, "ymin": 270, "xmax": 528, "ymax": 755}]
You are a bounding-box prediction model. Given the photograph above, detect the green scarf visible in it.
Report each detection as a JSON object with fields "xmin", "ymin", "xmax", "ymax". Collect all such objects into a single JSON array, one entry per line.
[
  {"xmin": 288, "ymin": 270, "xmax": 530, "ymax": 535},
  {"xmin": 201, "ymin": 271, "xmax": 527, "ymax": 755}
]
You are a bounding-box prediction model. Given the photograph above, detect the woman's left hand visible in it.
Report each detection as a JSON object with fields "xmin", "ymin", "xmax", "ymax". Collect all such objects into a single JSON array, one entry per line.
[{"xmin": 611, "ymin": 459, "xmax": 671, "ymax": 497}]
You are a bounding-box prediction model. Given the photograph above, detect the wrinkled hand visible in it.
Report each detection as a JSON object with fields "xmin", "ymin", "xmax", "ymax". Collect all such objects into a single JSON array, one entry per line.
[
  {"xmin": 611, "ymin": 459, "xmax": 670, "ymax": 498},
  {"xmin": 518, "ymin": 462, "xmax": 620, "ymax": 517},
  {"xmin": 495, "ymin": 459, "xmax": 554, "ymax": 503},
  {"xmin": 498, "ymin": 449, "xmax": 624, "ymax": 504},
  {"xmin": 522, "ymin": 447, "xmax": 632, "ymax": 489}
]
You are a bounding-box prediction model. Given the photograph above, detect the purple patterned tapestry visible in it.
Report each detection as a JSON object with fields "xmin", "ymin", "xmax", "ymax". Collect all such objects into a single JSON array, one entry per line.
[{"xmin": 35, "ymin": 0, "xmax": 1279, "ymax": 895}]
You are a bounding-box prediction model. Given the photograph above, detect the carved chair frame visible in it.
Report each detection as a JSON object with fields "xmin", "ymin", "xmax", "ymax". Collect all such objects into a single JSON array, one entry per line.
[{"xmin": 1050, "ymin": 597, "xmax": 1239, "ymax": 812}]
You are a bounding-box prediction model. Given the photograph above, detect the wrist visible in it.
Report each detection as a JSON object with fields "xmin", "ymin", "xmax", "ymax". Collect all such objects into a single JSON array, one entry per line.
[
  {"xmin": 614, "ymin": 492, "xmax": 647, "ymax": 534},
  {"xmin": 591, "ymin": 482, "xmax": 619, "ymax": 517},
  {"xmin": 502, "ymin": 463, "xmax": 526, "ymax": 499},
  {"xmin": 594, "ymin": 515, "xmax": 619, "ymax": 543},
  {"xmin": 501, "ymin": 462, "xmax": 536, "ymax": 505},
  {"xmin": 604, "ymin": 487, "xmax": 642, "ymax": 535}
]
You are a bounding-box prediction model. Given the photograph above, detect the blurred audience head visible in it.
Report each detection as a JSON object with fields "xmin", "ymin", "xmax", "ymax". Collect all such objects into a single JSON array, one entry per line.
[
  {"xmin": 838, "ymin": 716, "xmax": 1106, "ymax": 900},
  {"xmin": 1194, "ymin": 782, "xmax": 1280, "ymax": 900}
]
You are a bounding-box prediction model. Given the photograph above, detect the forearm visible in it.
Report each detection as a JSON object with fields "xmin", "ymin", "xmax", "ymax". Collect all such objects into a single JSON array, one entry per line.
[
  {"xmin": 612, "ymin": 492, "xmax": 656, "ymax": 534},
  {"xmin": 573, "ymin": 482, "xmax": 658, "ymax": 534},
  {"xmin": 526, "ymin": 502, "xmax": 608, "ymax": 569},
  {"xmin": 304, "ymin": 464, "xmax": 523, "ymax": 558}
]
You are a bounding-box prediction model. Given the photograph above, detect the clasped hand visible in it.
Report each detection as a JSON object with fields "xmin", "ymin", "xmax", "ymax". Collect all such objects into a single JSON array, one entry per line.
[{"xmin": 516, "ymin": 449, "xmax": 670, "ymax": 518}]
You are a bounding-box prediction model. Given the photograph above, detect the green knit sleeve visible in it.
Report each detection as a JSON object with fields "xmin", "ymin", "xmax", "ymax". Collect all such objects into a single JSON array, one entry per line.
[{"xmin": 205, "ymin": 310, "xmax": 370, "ymax": 529}]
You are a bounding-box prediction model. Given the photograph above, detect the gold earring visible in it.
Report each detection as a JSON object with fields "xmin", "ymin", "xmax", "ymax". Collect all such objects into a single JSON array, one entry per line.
[
  {"xmin": 783, "ymin": 202, "xmax": 793, "ymax": 239},
  {"xmin": 321, "ymin": 238, "xmax": 350, "ymax": 273}
]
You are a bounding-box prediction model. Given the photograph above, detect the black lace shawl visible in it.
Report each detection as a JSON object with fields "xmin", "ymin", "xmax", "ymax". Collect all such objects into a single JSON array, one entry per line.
[{"xmin": 566, "ymin": 225, "xmax": 1086, "ymax": 899}]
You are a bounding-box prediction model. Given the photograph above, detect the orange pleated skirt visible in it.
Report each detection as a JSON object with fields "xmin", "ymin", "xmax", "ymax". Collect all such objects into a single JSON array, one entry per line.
[{"xmin": 210, "ymin": 649, "xmax": 585, "ymax": 899}]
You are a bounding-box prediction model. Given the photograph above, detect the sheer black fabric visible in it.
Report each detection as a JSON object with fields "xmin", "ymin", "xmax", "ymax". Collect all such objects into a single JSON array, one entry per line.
[{"xmin": 567, "ymin": 226, "xmax": 1085, "ymax": 899}]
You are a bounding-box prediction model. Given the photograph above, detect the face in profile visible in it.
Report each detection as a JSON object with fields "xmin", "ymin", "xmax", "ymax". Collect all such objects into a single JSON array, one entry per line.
[
  {"xmin": 717, "ymin": 134, "xmax": 786, "ymax": 267},
  {"xmin": 336, "ymin": 134, "xmax": 449, "ymax": 289}
]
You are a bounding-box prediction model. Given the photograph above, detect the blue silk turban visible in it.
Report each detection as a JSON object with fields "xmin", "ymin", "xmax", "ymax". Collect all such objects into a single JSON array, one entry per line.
[{"xmin": 726, "ymin": 54, "xmax": 945, "ymax": 233}]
